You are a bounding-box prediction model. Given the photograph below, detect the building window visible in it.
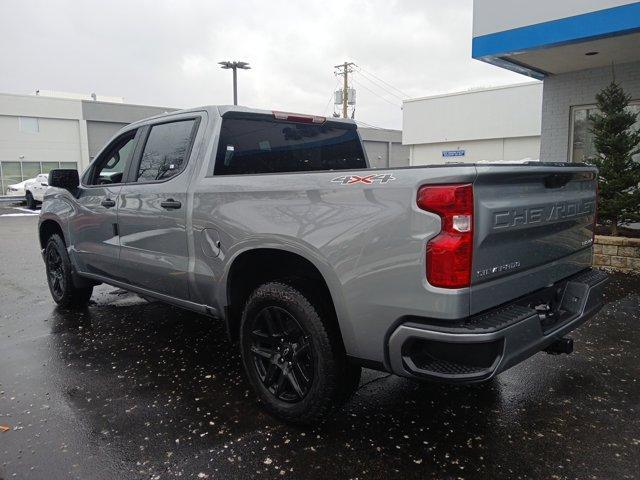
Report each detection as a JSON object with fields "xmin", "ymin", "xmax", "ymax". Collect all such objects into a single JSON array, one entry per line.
[
  {"xmin": 0, "ymin": 161, "xmax": 79, "ymax": 193},
  {"xmin": 19, "ymin": 117, "xmax": 40, "ymax": 134},
  {"xmin": 570, "ymin": 101, "xmax": 640, "ymax": 162},
  {"xmin": 41, "ymin": 162, "xmax": 59, "ymax": 174},
  {"xmin": 21, "ymin": 162, "xmax": 41, "ymax": 181},
  {"xmin": 1, "ymin": 162, "xmax": 22, "ymax": 193}
]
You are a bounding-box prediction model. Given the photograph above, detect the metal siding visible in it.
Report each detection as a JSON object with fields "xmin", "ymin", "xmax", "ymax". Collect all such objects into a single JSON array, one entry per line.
[
  {"xmin": 363, "ymin": 141, "xmax": 388, "ymax": 168},
  {"xmin": 86, "ymin": 121, "xmax": 127, "ymax": 159}
]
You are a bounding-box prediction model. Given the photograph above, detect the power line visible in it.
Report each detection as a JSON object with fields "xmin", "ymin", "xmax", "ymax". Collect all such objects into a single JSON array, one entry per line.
[
  {"xmin": 353, "ymin": 70, "xmax": 405, "ymax": 101},
  {"xmin": 354, "ymin": 63, "xmax": 410, "ymax": 98},
  {"xmin": 323, "ymin": 79, "xmax": 340, "ymax": 115},
  {"xmin": 351, "ymin": 78, "xmax": 402, "ymax": 109},
  {"xmin": 355, "ymin": 69, "xmax": 406, "ymax": 100}
]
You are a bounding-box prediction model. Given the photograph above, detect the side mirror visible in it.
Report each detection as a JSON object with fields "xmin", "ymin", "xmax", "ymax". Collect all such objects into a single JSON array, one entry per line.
[{"xmin": 48, "ymin": 169, "xmax": 79, "ymax": 193}]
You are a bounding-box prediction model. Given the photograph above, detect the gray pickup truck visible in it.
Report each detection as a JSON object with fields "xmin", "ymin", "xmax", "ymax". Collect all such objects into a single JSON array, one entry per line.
[{"xmin": 39, "ymin": 106, "xmax": 607, "ymax": 424}]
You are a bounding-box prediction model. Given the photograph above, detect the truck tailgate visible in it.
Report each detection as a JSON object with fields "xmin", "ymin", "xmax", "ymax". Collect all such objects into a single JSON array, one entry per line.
[{"xmin": 470, "ymin": 165, "xmax": 597, "ymax": 314}]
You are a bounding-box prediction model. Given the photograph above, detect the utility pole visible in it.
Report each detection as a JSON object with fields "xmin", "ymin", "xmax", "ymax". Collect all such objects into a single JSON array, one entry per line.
[{"xmin": 334, "ymin": 62, "xmax": 355, "ymax": 118}]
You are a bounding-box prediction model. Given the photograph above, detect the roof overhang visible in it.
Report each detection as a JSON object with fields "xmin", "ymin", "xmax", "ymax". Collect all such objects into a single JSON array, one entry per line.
[{"xmin": 472, "ymin": 2, "xmax": 640, "ymax": 79}]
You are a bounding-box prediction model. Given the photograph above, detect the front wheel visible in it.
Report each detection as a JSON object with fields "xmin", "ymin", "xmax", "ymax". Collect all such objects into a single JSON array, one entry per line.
[
  {"xmin": 25, "ymin": 192, "xmax": 36, "ymax": 210},
  {"xmin": 240, "ymin": 281, "xmax": 360, "ymax": 425},
  {"xmin": 45, "ymin": 234, "xmax": 93, "ymax": 308}
]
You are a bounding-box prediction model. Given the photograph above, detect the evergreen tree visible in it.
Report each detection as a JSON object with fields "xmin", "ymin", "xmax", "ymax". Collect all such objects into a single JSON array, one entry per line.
[{"xmin": 588, "ymin": 80, "xmax": 640, "ymax": 236}]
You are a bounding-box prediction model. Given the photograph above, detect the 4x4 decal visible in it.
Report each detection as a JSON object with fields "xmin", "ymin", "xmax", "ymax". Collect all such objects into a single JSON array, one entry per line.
[{"xmin": 331, "ymin": 173, "xmax": 396, "ymax": 185}]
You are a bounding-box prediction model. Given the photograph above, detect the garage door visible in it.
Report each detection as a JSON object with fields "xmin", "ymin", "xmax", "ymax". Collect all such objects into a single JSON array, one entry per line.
[
  {"xmin": 87, "ymin": 121, "xmax": 128, "ymax": 160},
  {"xmin": 363, "ymin": 141, "xmax": 388, "ymax": 168}
]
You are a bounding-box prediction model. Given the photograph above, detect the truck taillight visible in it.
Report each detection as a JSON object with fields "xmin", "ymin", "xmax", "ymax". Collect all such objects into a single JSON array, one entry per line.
[{"xmin": 417, "ymin": 184, "xmax": 473, "ymax": 289}]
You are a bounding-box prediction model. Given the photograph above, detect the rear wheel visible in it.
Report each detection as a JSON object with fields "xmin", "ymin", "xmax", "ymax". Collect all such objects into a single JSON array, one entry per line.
[
  {"xmin": 240, "ymin": 281, "xmax": 360, "ymax": 424},
  {"xmin": 26, "ymin": 192, "xmax": 36, "ymax": 210},
  {"xmin": 45, "ymin": 234, "xmax": 93, "ymax": 308}
]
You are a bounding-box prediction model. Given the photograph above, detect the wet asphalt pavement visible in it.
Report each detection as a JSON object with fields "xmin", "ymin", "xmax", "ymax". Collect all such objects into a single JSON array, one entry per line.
[{"xmin": 1, "ymin": 210, "xmax": 639, "ymax": 480}]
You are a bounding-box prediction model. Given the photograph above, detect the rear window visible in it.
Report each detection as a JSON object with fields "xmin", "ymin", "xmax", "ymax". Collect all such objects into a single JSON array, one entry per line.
[{"xmin": 214, "ymin": 116, "xmax": 366, "ymax": 175}]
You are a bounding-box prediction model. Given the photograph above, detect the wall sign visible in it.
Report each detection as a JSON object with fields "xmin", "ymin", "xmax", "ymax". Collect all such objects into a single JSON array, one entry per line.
[{"xmin": 442, "ymin": 150, "xmax": 465, "ymax": 157}]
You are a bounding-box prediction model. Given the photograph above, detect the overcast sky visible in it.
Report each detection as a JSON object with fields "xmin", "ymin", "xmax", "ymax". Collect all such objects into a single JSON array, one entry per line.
[{"xmin": 0, "ymin": 0, "xmax": 529, "ymax": 129}]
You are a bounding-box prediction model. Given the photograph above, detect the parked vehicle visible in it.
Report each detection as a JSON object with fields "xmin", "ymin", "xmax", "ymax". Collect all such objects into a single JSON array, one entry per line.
[
  {"xmin": 39, "ymin": 106, "xmax": 607, "ymax": 424},
  {"xmin": 24, "ymin": 173, "xmax": 49, "ymax": 209},
  {"xmin": 5, "ymin": 178, "xmax": 37, "ymax": 197}
]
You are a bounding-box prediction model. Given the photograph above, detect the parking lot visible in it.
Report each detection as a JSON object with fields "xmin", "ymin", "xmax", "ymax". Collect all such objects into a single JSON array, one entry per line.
[{"xmin": 1, "ymin": 209, "xmax": 639, "ymax": 480}]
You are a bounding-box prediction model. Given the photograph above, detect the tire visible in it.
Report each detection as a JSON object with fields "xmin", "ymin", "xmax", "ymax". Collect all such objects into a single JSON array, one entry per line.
[
  {"xmin": 44, "ymin": 234, "xmax": 93, "ymax": 308},
  {"xmin": 26, "ymin": 192, "xmax": 36, "ymax": 210},
  {"xmin": 240, "ymin": 281, "xmax": 361, "ymax": 425}
]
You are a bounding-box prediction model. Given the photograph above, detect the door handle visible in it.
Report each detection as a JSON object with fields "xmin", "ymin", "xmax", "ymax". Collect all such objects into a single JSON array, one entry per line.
[
  {"xmin": 160, "ymin": 199, "xmax": 182, "ymax": 210},
  {"xmin": 101, "ymin": 198, "xmax": 116, "ymax": 208}
]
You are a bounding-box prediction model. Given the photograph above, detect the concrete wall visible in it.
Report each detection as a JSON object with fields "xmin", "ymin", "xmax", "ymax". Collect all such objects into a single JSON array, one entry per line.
[
  {"xmin": 0, "ymin": 93, "xmax": 84, "ymax": 165},
  {"xmin": 540, "ymin": 60, "xmax": 640, "ymax": 161},
  {"xmin": 403, "ymin": 83, "xmax": 542, "ymax": 145},
  {"xmin": 0, "ymin": 92, "xmax": 83, "ymax": 120},
  {"xmin": 410, "ymin": 136, "xmax": 540, "ymax": 165},
  {"xmin": 0, "ymin": 115, "xmax": 81, "ymax": 164},
  {"xmin": 81, "ymin": 100, "xmax": 173, "ymax": 124}
]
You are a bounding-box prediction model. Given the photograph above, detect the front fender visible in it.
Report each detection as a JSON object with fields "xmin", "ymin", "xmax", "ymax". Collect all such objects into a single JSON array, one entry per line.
[{"xmin": 38, "ymin": 190, "xmax": 75, "ymax": 250}]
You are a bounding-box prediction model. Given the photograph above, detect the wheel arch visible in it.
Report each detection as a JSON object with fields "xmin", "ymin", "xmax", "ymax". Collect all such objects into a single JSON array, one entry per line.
[
  {"xmin": 223, "ymin": 247, "xmax": 350, "ymax": 350},
  {"xmin": 39, "ymin": 218, "xmax": 66, "ymax": 249}
]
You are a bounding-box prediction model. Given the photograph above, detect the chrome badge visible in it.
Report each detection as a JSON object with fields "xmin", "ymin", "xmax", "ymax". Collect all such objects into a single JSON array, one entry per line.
[{"xmin": 476, "ymin": 261, "xmax": 521, "ymax": 278}]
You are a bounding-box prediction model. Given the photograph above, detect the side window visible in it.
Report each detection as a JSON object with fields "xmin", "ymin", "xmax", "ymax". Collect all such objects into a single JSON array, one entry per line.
[
  {"xmin": 136, "ymin": 119, "xmax": 196, "ymax": 182},
  {"xmin": 88, "ymin": 131, "xmax": 136, "ymax": 185}
]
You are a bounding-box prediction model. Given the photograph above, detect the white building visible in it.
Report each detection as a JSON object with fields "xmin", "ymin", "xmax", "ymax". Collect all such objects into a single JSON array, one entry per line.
[
  {"xmin": 472, "ymin": 0, "xmax": 640, "ymax": 163},
  {"xmin": 403, "ymin": 82, "xmax": 542, "ymax": 165},
  {"xmin": 0, "ymin": 92, "xmax": 175, "ymax": 193}
]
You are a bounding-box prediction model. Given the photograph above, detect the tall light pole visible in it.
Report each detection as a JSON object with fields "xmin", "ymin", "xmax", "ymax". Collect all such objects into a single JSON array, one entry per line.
[{"xmin": 218, "ymin": 61, "xmax": 251, "ymax": 105}]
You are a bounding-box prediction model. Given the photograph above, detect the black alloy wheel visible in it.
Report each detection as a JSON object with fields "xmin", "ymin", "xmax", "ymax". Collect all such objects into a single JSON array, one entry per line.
[
  {"xmin": 44, "ymin": 234, "xmax": 93, "ymax": 307},
  {"xmin": 249, "ymin": 306, "xmax": 314, "ymax": 402},
  {"xmin": 46, "ymin": 246, "xmax": 65, "ymax": 299},
  {"xmin": 240, "ymin": 281, "xmax": 361, "ymax": 424}
]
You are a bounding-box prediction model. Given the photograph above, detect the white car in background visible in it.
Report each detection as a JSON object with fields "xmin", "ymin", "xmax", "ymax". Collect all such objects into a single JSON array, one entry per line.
[
  {"xmin": 5, "ymin": 178, "xmax": 37, "ymax": 197},
  {"xmin": 24, "ymin": 173, "xmax": 49, "ymax": 209}
]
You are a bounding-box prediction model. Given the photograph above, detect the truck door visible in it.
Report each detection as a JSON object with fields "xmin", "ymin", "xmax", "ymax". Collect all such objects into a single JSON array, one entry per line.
[
  {"xmin": 116, "ymin": 117, "xmax": 201, "ymax": 300},
  {"xmin": 69, "ymin": 129, "xmax": 139, "ymax": 278}
]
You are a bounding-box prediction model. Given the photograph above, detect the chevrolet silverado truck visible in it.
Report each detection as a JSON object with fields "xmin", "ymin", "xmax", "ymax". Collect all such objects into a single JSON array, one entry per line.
[{"xmin": 39, "ymin": 106, "xmax": 607, "ymax": 424}]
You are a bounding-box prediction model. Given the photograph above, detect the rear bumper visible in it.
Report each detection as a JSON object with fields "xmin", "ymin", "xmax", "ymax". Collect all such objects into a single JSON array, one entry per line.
[{"xmin": 387, "ymin": 269, "xmax": 608, "ymax": 383}]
